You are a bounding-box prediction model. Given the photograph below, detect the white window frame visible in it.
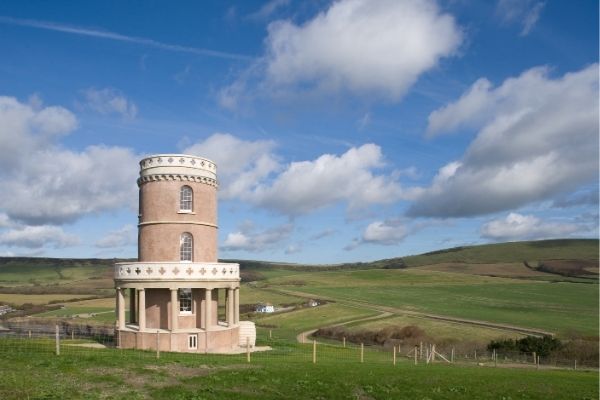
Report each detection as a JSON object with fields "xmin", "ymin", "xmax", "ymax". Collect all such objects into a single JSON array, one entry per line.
[
  {"xmin": 179, "ymin": 288, "xmax": 192, "ymax": 314},
  {"xmin": 180, "ymin": 185, "xmax": 193, "ymax": 212},
  {"xmin": 180, "ymin": 233, "xmax": 193, "ymax": 262},
  {"xmin": 188, "ymin": 334, "xmax": 197, "ymax": 350}
]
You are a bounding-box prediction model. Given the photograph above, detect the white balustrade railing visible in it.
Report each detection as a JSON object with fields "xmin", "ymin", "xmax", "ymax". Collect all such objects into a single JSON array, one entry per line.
[{"xmin": 115, "ymin": 262, "xmax": 239, "ymax": 281}]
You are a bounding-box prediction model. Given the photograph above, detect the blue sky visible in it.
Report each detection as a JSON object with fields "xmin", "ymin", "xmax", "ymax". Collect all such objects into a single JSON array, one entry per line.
[{"xmin": 0, "ymin": 0, "xmax": 597, "ymax": 263}]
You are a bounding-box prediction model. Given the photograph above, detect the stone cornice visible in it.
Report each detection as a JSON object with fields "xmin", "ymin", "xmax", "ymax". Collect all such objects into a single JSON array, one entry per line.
[
  {"xmin": 139, "ymin": 220, "xmax": 218, "ymax": 228},
  {"xmin": 137, "ymin": 174, "xmax": 218, "ymax": 188}
]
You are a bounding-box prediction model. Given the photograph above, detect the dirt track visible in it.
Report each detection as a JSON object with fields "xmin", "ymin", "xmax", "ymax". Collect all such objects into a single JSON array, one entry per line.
[{"xmin": 267, "ymin": 287, "xmax": 554, "ymax": 340}]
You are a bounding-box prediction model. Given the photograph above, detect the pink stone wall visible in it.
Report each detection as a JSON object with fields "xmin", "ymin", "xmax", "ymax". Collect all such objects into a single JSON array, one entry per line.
[{"xmin": 138, "ymin": 180, "xmax": 218, "ymax": 262}]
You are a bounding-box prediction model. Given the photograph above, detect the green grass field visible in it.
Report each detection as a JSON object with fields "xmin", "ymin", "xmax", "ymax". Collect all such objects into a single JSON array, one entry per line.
[
  {"xmin": 0, "ymin": 339, "xmax": 597, "ymax": 400},
  {"xmin": 264, "ymin": 268, "xmax": 599, "ymax": 336}
]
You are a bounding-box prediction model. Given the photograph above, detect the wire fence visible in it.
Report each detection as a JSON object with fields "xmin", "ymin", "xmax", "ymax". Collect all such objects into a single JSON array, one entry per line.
[{"xmin": 0, "ymin": 321, "xmax": 596, "ymax": 371}]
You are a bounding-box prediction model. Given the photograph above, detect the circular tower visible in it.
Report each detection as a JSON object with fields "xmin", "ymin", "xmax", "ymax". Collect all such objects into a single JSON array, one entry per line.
[{"xmin": 114, "ymin": 154, "xmax": 245, "ymax": 353}]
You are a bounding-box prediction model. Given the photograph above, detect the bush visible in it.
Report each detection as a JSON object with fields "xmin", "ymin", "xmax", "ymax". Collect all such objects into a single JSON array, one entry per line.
[{"xmin": 488, "ymin": 336, "xmax": 562, "ymax": 357}]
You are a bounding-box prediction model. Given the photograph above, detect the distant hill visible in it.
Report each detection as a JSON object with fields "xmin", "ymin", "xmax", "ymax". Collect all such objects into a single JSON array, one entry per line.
[
  {"xmin": 401, "ymin": 239, "xmax": 599, "ymax": 267},
  {"xmin": 0, "ymin": 239, "xmax": 597, "ymax": 284}
]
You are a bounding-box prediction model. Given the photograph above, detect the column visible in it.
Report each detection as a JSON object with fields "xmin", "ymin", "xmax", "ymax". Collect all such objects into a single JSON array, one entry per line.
[
  {"xmin": 227, "ymin": 288, "xmax": 235, "ymax": 326},
  {"xmin": 138, "ymin": 288, "xmax": 146, "ymax": 331},
  {"xmin": 170, "ymin": 288, "xmax": 178, "ymax": 331},
  {"xmin": 129, "ymin": 288, "xmax": 136, "ymax": 323},
  {"xmin": 234, "ymin": 287, "xmax": 240, "ymax": 324},
  {"xmin": 204, "ymin": 289, "xmax": 212, "ymax": 331},
  {"xmin": 117, "ymin": 288, "xmax": 125, "ymax": 329}
]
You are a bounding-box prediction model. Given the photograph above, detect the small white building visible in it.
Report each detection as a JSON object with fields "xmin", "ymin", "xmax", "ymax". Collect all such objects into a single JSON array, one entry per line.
[{"xmin": 255, "ymin": 303, "xmax": 275, "ymax": 313}]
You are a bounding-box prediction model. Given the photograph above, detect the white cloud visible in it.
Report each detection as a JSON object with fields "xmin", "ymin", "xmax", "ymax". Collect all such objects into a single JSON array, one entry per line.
[
  {"xmin": 82, "ymin": 87, "xmax": 138, "ymax": 119},
  {"xmin": 251, "ymin": 144, "xmax": 404, "ymax": 215},
  {"xmin": 0, "ymin": 96, "xmax": 139, "ymax": 225},
  {"xmin": 496, "ymin": 0, "xmax": 545, "ymax": 36},
  {"xmin": 184, "ymin": 133, "xmax": 279, "ymax": 200},
  {"xmin": 362, "ymin": 220, "xmax": 408, "ymax": 245},
  {"xmin": 0, "ymin": 225, "xmax": 80, "ymax": 249},
  {"xmin": 222, "ymin": 222, "xmax": 293, "ymax": 252},
  {"xmin": 222, "ymin": 0, "xmax": 462, "ymax": 105},
  {"xmin": 481, "ymin": 213, "xmax": 581, "ymax": 241},
  {"xmin": 284, "ymin": 243, "xmax": 302, "ymax": 254},
  {"xmin": 95, "ymin": 224, "xmax": 137, "ymax": 248},
  {"xmin": 410, "ymin": 64, "xmax": 599, "ymax": 217}
]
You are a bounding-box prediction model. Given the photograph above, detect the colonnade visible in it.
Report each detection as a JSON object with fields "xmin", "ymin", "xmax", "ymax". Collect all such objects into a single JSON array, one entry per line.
[{"xmin": 115, "ymin": 287, "xmax": 240, "ymax": 331}]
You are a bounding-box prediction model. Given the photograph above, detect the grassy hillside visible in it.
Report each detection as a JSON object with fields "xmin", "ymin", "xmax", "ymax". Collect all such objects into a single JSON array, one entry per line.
[{"xmin": 402, "ymin": 239, "xmax": 599, "ymax": 267}]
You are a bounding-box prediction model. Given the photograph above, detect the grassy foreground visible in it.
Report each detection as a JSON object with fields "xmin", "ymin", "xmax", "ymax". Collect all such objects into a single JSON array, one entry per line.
[{"xmin": 0, "ymin": 339, "xmax": 597, "ymax": 400}]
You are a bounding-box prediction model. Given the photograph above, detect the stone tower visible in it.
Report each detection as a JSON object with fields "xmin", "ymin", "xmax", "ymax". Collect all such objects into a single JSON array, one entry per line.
[{"xmin": 114, "ymin": 154, "xmax": 243, "ymax": 353}]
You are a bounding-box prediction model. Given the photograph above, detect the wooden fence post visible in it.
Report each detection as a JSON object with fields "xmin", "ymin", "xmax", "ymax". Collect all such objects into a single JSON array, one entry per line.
[
  {"xmin": 451, "ymin": 347, "xmax": 455, "ymax": 363},
  {"xmin": 269, "ymin": 330, "xmax": 272, "ymax": 340},
  {"xmin": 414, "ymin": 346, "xmax": 418, "ymax": 365},
  {"xmin": 343, "ymin": 336, "xmax": 346, "ymax": 348},
  {"xmin": 474, "ymin": 349, "xmax": 477, "ymax": 361},
  {"xmin": 28, "ymin": 330, "xmax": 31, "ymax": 339},
  {"xmin": 312, "ymin": 340, "xmax": 316, "ymax": 364},
  {"xmin": 420, "ymin": 342, "xmax": 423, "ymax": 360},
  {"xmin": 156, "ymin": 330, "xmax": 160, "ymax": 359},
  {"xmin": 71, "ymin": 330, "xmax": 74, "ymax": 341},
  {"xmin": 360, "ymin": 343, "xmax": 364, "ymax": 363},
  {"xmin": 393, "ymin": 346, "xmax": 396, "ymax": 366},
  {"xmin": 398, "ymin": 343, "xmax": 401, "ymax": 354},
  {"xmin": 55, "ymin": 325, "xmax": 60, "ymax": 356},
  {"xmin": 574, "ymin": 360, "xmax": 577, "ymax": 370},
  {"xmin": 247, "ymin": 337, "xmax": 251, "ymax": 363},
  {"xmin": 532, "ymin": 352, "xmax": 536, "ymax": 365}
]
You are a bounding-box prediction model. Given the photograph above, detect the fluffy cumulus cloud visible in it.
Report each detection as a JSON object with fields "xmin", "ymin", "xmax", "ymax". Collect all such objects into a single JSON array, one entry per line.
[
  {"xmin": 222, "ymin": 222, "xmax": 293, "ymax": 252},
  {"xmin": 186, "ymin": 134, "xmax": 403, "ymax": 215},
  {"xmin": 82, "ymin": 87, "xmax": 138, "ymax": 119},
  {"xmin": 221, "ymin": 0, "xmax": 462, "ymax": 106},
  {"xmin": 362, "ymin": 220, "xmax": 408, "ymax": 245},
  {"xmin": 251, "ymin": 144, "xmax": 403, "ymax": 215},
  {"xmin": 95, "ymin": 225, "xmax": 137, "ymax": 248},
  {"xmin": 0, "ymin": 96, "xmax": 139, "ymax": 225},
  {"xmin": 409, "ymin": 64, "xmax": 599, "ymax": 218},
  {"xmin": 481, "ymin": 213, "xmax": 581, "ymax": 241},
  {"xmin": 184, "ymin": 133, "xmax": 279, "ymax": 200},
  {"xmin": 0, "ymin": 225, "xmax": 80, "ymax": 249}
]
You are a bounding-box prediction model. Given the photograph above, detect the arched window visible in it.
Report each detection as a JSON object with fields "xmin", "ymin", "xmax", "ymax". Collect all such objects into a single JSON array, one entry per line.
[
  {"xmin": 180, "ymin": 233, "xmax": 193, "ymax": 261},
  {"xmin": 180, "ymin": 186, "xmax": 193, "ymax": 212}
]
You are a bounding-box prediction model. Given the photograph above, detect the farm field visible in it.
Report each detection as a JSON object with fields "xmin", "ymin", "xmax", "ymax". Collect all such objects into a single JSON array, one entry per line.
[
  {"xmin": 263, "ymin": 269, "xmax": 599, "ymax": 336},
  {"xmin": 0, "ymin": 339, "xmax": 597, "ymax": 400},
  {"xmin": 0, "ymin": 293, "xmax": 100, "ymax": 306}
]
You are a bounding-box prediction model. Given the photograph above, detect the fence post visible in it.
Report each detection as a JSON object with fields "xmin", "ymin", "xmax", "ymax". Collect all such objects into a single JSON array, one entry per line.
[
  {"xmin": 156, "ymin": 330, "xmax": 160, "ymax": 359},
  {"xmin": 494, "ymin": 349, "xmax": 497, "ymax": 367},
  {"xmin": 269, "ymin": 330, "xmax": 272, "ymax": 340},
  {"xmin": 343, "ymin": 336, "xmax": 346, "ymax": 348},
  {"xmin": 474, "ymin": 349, "xmax": 477, "ymax": 361},
  {"xmin": 393, "ymin": 346, "xmax": 396, "ymax": 366},
  {"xmin": 398, "ymin": 343, "xmax": 401, "ymax": 354},
  {"xmin": 246, "ymin": 337, "xmax": 251, "ymax": 363},
  {"xmin": 360, "ymin": 343, "xmax": 364, "ymax": 363},
  {"xmin": 532, "ymin": 351, "xmax": 536, "ymax": 365},
  {"xmin": 312, "ymin": 340, "xmax": 316, "ymax": 364},
  {"xmin": 574, "ymin": 360, "xmax": 577, "ymax": 370},
  {"xmin": 55, "ymin": 325, "xmax": 60, "ymax": 356},
  {"xmin": 71, "ymin": 330, "xmax": 74, "ymax": 341},
  {"xmin": 451, "ymin": 347, "xmax": 454, "ymax": 363},
  {"xmin": 420, "ymin": 342, "xmax": 423, "ymax": 360},
  {"xmin": 414, "ymin": 345, "xmax": 418, "ymax": 365}
]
